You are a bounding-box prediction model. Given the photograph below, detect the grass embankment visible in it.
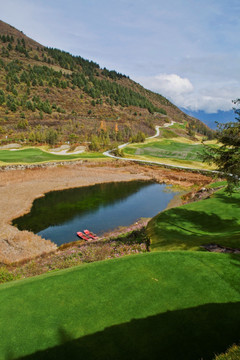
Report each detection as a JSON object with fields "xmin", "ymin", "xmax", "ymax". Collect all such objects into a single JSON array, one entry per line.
[
  {"xmin": 148, "ymin": 188, "xmax": 240, "ymax": 251},
  {"xmin": 1, "ymin": 228, "xmax": 148, "ymax": 281},
  {"xmin": 0, "ymin": 148, "xmax": 105, "ymax": 164},
  {"xmin": 123, "ymin": 138, "xmax": 216, "ymax": 169},
  {"xmin": 1, "ymin": 251, "xmax": 240, "ymax": 360}
]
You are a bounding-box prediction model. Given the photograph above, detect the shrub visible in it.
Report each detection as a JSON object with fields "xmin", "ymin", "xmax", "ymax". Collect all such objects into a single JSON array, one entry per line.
[
  {"xmin": 17, "ymin": 119, "xmax": 28, "ymax": 129},
  {"xmin": 45, "ymin": 128, "xmax": 58, "ymax": 145},
  {"xmin": 131, "ymin": 131, "xmax": 146, "ymax": 143},
  {"xmin": 0, "ymin": 267, "xmax": 18, "ymax": 284}
]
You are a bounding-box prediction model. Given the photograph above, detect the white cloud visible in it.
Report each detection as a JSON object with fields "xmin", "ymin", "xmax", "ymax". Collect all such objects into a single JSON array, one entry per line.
[
  {"xmin": 140, "ymin": 73, "xmax": 193, "ymax": 95},
  {"xmin": 135, "ymin": 73, "xmax": 238, "ymax": 113},
  {"xmin": 180, "ymin": 94, "xmax": 233, "ymax": 113}
]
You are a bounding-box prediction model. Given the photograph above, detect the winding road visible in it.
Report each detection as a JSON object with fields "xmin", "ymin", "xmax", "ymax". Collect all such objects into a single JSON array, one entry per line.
[{"xmin": 103, "ymin": 121, "xmax": 218, "ymax": 174}]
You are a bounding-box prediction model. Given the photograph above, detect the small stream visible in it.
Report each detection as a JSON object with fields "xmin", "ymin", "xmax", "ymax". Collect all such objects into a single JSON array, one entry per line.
[{"xmin": 12, "ymin": 181, "xmax": 178, "ymax": 246}]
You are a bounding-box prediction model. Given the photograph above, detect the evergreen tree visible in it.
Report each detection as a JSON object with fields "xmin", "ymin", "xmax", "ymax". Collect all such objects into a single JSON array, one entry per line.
[
  {"xmin": 45, "ymin": 128, "xmax": 58, "ymax": 145},
  {"xmin": 203, "ymin": 99, "xmax": 240, "ymax": 191}
]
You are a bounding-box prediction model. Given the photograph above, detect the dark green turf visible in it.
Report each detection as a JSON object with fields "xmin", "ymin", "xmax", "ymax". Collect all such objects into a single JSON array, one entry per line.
[
  {"xmin": 148, "ymin": 188, "xmax": 240, "ymax": 251},
  {"xmin": 0, "ymin": 148, "xmax": 104, "ymax": 163},
  {"xmin": 1, "ymin": 251, "xmax": 240, "ymax": 360}
]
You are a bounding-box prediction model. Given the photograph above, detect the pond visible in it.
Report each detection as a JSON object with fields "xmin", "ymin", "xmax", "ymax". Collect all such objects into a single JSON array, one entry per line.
[{"xmin": 12, "ymin": 181, "xmax": 178, "ymax": 246}]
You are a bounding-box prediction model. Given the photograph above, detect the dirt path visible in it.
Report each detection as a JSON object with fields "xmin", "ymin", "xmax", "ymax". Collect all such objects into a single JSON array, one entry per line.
[
  {"xmin": 0, "ymin": 161, "xmax": 212, "ymax": 264},
  {"xmin": 103, "ymin": 123, "xmax": 170, "ymax": 157}
]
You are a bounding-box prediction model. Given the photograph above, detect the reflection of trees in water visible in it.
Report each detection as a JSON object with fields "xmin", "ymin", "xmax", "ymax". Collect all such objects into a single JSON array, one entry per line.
[{"xmin": 12, "ymin": 181, "xmax": 152, "ymax": 233}]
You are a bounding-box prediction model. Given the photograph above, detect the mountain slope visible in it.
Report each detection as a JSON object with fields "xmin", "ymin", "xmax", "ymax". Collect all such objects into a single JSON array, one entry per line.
[{"xmin": 0, "ymin": 20, "xmax": 213, "ymax": 147}]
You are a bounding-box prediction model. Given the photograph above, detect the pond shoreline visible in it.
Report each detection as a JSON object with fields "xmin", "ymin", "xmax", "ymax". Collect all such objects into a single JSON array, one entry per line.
[
  {"xmin": 15, "ymin": 181, "xmax": 179, "ymax": 246},
  {"xmin": 5, "ymin": 224, "xmax": 150, "ymax": 282},
  {"xmin": 0, "ymin": 160, "xmax": 213, "ymax": 264}
]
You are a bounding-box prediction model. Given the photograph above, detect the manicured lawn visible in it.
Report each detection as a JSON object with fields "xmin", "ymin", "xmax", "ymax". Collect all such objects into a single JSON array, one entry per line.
[
  {"xmin": 1, "ymin": 251, "xmax": 240, "ymax": 360},
  {"xmin": 0, "ymin": 148, "xmax": 105, "ymax": 164},
  {"xmin": 122, "ymin": 138, "xmax": 217, "ymax": 169},
  {"xmin": 148, "ymin": 188, "xmax": 240, "ymax": 251},
  {"xmin": 124, "ymin": 139, "xmax": 205, "ymax": 162}
]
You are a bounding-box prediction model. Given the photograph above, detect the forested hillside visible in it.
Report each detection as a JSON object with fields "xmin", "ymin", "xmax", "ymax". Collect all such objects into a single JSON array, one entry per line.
[{"xmin": 0, "ymin": 20, "xmax": 213, "ymax": 148}]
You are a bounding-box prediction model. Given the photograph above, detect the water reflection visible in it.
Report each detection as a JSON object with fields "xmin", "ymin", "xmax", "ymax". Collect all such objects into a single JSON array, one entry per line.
[{"xmin": 13, "ymin": 181, "xmax": 178, "ymax": 245}]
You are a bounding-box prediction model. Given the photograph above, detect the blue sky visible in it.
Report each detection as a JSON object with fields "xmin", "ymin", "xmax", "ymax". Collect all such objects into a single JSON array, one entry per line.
[{"xmin": 1, "ymin": 0, "xmax": 240, "ymax": 114}]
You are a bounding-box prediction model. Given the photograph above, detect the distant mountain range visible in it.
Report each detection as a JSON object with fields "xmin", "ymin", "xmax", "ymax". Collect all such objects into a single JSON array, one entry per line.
[{"xmin": 182, "ymin": 109, "xmax": 235, "ymax": 129}]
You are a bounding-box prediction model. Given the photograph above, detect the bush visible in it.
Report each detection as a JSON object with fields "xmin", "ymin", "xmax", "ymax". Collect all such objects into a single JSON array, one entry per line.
[
  {"xmin": 131, "ymin": 131, "xmax": 146, "ymax": 143},
  {"xmin": 45, "ymin": 128, "xmax": 58, "ymax": 145},
  {"xmin": 0, "ymin": 267, "xmax": 18, "ymax": 284},
  {"xmin": 89, "ymin": 135, "xmax": 100, "ymax": 151},
  {"xmin": 112, "ymin": 145, "xmax": 123, "ymax": 157},
  {"xmin": 17, "ymin": 119, "xmax": 28, "ymax": 129}
]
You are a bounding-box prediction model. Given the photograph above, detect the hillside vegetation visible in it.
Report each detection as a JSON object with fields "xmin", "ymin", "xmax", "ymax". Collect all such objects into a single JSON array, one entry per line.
[{"xmin": 0, "ymin": 20, "xmax": 213, "ymax": 149}]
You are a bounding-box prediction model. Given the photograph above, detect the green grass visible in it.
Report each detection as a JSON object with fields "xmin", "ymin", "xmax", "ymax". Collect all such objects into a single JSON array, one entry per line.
[
  {"xmin": 148, "ymin": 188, "xmax": 240, "ymax": 251},
  {"xmin": 124, "ymin": 139, "xmax": 204, "ymax": 162},
  {"xmin": 1, "ymin": 251, "xmax": 240, "ymax": 360},
  {"xmin": 214, "ymin": 344, "xmax": 240, "ymax": 360},
  {"xmin": 159, "ymin": 128, "xmax": 179, "ymax": 138},
  {"xmin": 207, "ymin": 180, "xmax": 228, "ymax": 189},
  {"xmin": 123, "ymin": 138, "xmax": 216, "ymax": 169},
  {"xmin": 170, "ymin": 121, "xmax": 187, "ymax": 130},
  {"xmin": 0, "ymin": 148, "xmax": 105, "ymax": 164}
]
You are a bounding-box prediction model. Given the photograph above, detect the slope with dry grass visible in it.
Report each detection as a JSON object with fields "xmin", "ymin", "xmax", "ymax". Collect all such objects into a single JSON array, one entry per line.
[{"xmin": 0, "ymin": 20, "xmax": 213, "ymax": 148}]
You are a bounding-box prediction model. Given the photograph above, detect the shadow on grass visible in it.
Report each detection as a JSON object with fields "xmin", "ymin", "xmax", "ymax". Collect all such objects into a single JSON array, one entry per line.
[
  {"xmin": 230, "ymin": 253, "xmax": 240, "ymax": 268},
  {"xmin": 159, "ymin": 208, "xmax": 240, "ymax": 234},
  {"xmin": 150, "ymin": 207, "xmax": 240, "ymax": 251},
  {"xmin": 214, "ymin": 192, "xmax": 240, "ymax": 208},
  {"xmin": 13, "ymin": 301, "xmax": 240, "ymax": 360}
]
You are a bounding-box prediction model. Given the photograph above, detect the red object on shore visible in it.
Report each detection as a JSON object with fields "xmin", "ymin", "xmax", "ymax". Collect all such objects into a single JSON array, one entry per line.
[
  {"xmin": 84, "ymin": 229, "xmax": 99, "ymax": 240},
  {"xmin": 77, "ymin": 232, "xmax": 90, "ymax": 241}
]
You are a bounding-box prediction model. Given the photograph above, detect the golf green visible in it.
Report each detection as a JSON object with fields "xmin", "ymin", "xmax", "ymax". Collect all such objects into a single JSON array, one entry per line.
[
  {"xmin": 0, "ymin": 148, "xmax": 104, "ymax": 164},
  {"xmin": 1, "ymin": 251, "xmax": 240, "ymax": 360}
]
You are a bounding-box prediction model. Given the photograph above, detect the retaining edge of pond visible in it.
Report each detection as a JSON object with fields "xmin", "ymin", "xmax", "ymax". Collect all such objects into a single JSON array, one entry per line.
[{"xmin": 0, "ymin": 159, "xmax": 85, "ymax": 171}]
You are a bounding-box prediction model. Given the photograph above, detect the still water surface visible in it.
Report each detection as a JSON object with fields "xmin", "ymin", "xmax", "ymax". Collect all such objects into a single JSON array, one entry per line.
[{"xmin": 13, "ymin": 181, "xmax": 178, "ymax": 246}]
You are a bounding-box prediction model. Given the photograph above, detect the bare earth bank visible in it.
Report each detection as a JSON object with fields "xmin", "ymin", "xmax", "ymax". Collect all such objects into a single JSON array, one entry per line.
[{"xmin": 0, "ymin": 160, "xmax": 211, "ymax": 264}]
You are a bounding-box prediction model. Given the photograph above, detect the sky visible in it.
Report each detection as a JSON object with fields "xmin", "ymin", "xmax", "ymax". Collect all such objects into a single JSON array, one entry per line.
[{"xmin": 1, "ymin": 0, "xmax": 240, "ymax": 114}]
